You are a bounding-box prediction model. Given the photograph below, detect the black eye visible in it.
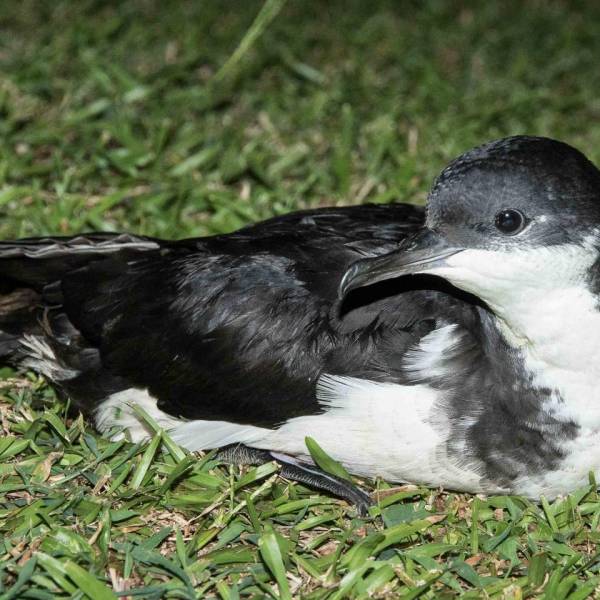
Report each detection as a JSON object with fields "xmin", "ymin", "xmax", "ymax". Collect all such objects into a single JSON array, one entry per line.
[{"xmin": 494, "ymin": 209, "xmax": 526, "ymax": 235}]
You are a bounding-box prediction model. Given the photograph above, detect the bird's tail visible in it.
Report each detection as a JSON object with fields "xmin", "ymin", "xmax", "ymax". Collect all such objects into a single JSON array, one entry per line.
[{"xmin": 0, "ymin": 233, "xmax": 159, "ymax": 360}]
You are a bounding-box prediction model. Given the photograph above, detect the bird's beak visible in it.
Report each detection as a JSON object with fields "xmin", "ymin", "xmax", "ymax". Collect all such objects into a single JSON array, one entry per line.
[{"xmin": 339, "ymin": 229, "xmax": 463, "ymax": 298}]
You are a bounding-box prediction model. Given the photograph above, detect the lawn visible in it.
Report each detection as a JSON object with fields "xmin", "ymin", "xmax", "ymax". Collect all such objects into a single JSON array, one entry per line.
[{"xmin": 2, "ymin": 1, "xmax": 600, "ymax": 597}]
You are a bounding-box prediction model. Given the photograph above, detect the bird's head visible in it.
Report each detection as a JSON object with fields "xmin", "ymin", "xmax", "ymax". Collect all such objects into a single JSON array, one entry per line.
[{"xmin": 341, "ymin": 136, "xmax": 600, "ymax": 331}]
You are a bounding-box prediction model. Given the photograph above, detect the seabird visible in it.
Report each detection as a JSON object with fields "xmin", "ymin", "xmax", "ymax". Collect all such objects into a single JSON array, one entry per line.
[{"xmin": 2, "ymin": 135, "xmax": 598, "ymax": 511}]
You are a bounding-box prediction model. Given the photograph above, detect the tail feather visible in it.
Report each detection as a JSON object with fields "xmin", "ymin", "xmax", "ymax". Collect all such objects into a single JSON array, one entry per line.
[
  {"xmin": 0, "ymin": 232, "xmax": 160, "ymax": 361},
  {"xmin": 0, "ymin": 233, "xmax": 159, "ymax": 289}
]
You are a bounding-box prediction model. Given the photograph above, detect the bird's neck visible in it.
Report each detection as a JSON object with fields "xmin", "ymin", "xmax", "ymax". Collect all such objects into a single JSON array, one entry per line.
[{"xmin": 492, "ymin": 284, "xmax": 600, "ymax": 422}]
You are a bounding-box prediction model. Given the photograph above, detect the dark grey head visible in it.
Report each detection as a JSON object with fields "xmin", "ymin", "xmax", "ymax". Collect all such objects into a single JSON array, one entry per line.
[
  {"xmin": 427, "ymin": 135, "xmax": 600, "ymax": 248},
  {"xmin": 341, "ymin": 136, "xmax": 600, "ymax": 321}
]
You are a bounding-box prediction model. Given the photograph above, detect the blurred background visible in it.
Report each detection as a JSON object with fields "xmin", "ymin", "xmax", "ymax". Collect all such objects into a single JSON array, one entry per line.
[{"xmin": 0, "ymin": 0, "xmax": 599, "ymax": 239}]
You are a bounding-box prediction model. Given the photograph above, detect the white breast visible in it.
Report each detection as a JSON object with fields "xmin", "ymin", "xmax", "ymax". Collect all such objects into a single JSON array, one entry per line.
[{"xmin": 439, "ymin": 240, "xmax": 600, "ymax": 496}]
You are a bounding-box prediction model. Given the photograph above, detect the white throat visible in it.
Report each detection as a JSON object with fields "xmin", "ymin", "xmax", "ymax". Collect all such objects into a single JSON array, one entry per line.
[{"xmin": 437, "ymin": 241, "xmax": 600, "ymax": 423}]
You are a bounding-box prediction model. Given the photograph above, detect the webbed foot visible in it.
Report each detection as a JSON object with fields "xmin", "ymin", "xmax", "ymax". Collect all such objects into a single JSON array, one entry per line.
[{"xmin": 216, "ymin": 444, "xmax": 371, "ymax": 515}]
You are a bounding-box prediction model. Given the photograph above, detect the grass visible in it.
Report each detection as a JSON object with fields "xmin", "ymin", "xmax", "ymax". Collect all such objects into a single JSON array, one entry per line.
[{"xmin": 2, "ymin": 0, "xmax": 600, "ymax": 597}]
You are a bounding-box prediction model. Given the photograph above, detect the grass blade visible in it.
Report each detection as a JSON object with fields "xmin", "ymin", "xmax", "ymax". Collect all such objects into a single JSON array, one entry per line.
[
  {"xmin": 214, "ymin": 0, "xmax": 288, "ymax": 81},
  {"xmin": 304, "ymin": 436, "xmax": 351, "ymax": 481},
  {"xmin": 258, "ymin": 527, "xmax": 292, "ymax": 600}
]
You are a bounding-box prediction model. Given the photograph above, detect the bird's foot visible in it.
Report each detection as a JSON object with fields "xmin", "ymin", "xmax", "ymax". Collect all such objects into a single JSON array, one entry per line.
[
  {"xmin": 215, "ymin": 444, "xmax": 372, "ymax": 515},
  {"xmin": 271, "ymin": 451, "xmax": 372, "ymax": 516}
]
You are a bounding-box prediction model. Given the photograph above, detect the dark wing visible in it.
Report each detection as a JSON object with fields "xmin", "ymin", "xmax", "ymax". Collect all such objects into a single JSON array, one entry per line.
[
  {"xmin": 55, "ymin": 247, "xmax": 329, "ymax": 425},
  {"xmin": 3, "ymin": 203, "xmax": 477, "ymax": 428},
  {"xmin": 50, "ymin": 204, "xmax": 426, "ymax": 426}
]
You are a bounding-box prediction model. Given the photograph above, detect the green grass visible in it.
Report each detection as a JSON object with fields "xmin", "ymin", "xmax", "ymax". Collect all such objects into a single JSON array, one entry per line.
[{"xmin": 2, "ymin": 0, "xmax": 600, "ymax": 597}]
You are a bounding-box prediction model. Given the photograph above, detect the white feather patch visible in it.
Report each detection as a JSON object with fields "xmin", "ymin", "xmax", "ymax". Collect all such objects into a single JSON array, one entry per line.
[
  {"xmin": 94, "ymin": 389, "xmax": 183, "ymax": 442},
  {"xmin": 169, "ymin": 420, "xmax": 270, "ymax": 451},
  {"xmin": 255, "ymin": 374, "xmax": 488, "ymax": 492},
  {"xmin": 402, "ymin": 323, "xmax": 460, "ymax": 381},
  {"xmin": 95, "ymin": 388, "xmax": 270, "ymax": 449},
  {"xmin": 20, "ymin": 335, "xmax": 79, "ymax": 381}
]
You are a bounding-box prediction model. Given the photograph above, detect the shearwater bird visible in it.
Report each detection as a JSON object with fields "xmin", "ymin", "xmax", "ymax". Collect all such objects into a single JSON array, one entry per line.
[{"xmin": 1, "ymin": 135, "xmax": 598, "ymax": 511}]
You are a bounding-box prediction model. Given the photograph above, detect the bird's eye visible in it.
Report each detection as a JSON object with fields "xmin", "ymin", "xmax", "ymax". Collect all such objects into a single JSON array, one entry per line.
[{"xmin": 494, "ymin": 209, "xmax": 526, "ymax": 235}]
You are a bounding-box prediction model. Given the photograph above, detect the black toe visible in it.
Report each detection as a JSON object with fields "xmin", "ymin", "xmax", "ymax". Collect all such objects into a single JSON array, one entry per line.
[
  {"xmin": 216, "ymin": 444, "xmax": 372, "ymax": 515},
  {"xmin": 271, "ymin": 451, "xmax": 372, "ymax": 515}
]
